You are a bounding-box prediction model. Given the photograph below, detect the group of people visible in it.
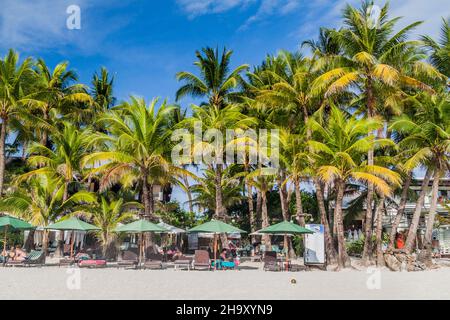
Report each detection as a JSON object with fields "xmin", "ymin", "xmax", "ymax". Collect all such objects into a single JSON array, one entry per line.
[{"xmin": 1, "ymin": 245, "xmax": 27, "ymax": 262}]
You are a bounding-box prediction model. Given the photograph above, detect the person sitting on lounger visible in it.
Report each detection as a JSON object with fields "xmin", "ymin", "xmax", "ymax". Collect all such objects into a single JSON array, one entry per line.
[{"xmin": 13, "ymin": 245, "xmax": 27, "ymax": 261}]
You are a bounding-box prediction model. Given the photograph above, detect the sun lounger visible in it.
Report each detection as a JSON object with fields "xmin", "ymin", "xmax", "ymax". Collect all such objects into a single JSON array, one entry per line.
[
  {"xmin": 142, "ymin": 253, "xmax": 165, "ymax": 269},
  {"xmin": 78, "ymin": 259, "xmax": 107, "ymax": 268},
  {"xmin": 117, "ymin": 250, "xmax": 138, "ymax": 268},
  {"xmin": 59, "ymin": 257, "xmax": 76, "ymax": 267},
  {"xmin": 263, "ymin": 251, "xmax": 281, "ymax": 271},
  {"xmin": 193, "ymin": 250, "xmax": 211, "ymax": 270},
  {"xmin": 173, "ymin": 255, "xmax": 193, "ymax": 270}
]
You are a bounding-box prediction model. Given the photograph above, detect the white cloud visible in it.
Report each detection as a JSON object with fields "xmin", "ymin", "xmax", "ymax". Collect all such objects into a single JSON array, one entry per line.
[{"xmin": 176, "ymin": 0, "xmax": 301, "ymax": 26}]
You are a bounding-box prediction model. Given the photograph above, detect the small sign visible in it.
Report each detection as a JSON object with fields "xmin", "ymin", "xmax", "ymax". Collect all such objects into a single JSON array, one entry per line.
[{"xmin": 304, "ymin": 224, "xmax": 325, "ymax": 265}]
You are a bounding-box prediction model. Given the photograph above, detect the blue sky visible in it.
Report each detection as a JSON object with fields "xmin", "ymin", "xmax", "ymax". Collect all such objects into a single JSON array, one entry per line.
[{"xmin": 0, "ymin": 0, "xmax": 448, "ymax": 208}]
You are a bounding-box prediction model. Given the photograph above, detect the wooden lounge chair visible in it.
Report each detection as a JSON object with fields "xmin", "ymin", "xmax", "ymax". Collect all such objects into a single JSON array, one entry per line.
[
  {"xmin": 263, "ymin": 251, "xmax": 281, "ymax": 271},
  {"xmin": 117, "ymin": 250, "xmax": 138, "ymax": 269},
  {"xmin": 193, "ymin": 250, "xmax": 211, "ymax": 270},
  {"xmin": 142, "ymin": 253, "xmax": 165, "ymax": 270},
  {"xmin": 173, "ymin": 255, "xmax": 193, "ymax": 270}
]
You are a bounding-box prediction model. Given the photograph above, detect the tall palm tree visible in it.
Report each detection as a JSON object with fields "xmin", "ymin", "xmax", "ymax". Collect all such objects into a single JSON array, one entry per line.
[
  {"xmin": 390, "ymin": 91, "xmax": 450, "ymax": 257},
  {"xmin": 31, "ymin": 59, "xmax": 93, "ymax": 147},
  {"xmin": 313, "ymin": 1, "xmax": 434, "ymax": 264},
  {"xmin": 309, "ymin": 107, "xmax": 401, "ymax": 268},
  {"xmin": 422, "ymin": 18, "xmax": 450, "ymax": 78},
  {"xmin": 181, "ymin": 103, "xmax": 255, "ymax": 220},
  {"xmin": 176, "ymin": 47, "xmax": 249, "ymax": 108},
  {"xmin": 19, "ymin": 122, "xmax": 93, "ymax": 201},
  {"xmin": 0, "ymin": 49, "xmax": 35, "ymax": 196},
  {"xmin": 91, "ymin": 67, "xmax": 115, "ymax": 112}
]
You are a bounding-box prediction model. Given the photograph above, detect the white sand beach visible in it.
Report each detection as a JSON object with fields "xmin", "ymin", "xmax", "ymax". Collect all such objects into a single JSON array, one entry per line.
[{"xmin": 1, "ymin": 260, "xmax": 450, "ymax": 300}]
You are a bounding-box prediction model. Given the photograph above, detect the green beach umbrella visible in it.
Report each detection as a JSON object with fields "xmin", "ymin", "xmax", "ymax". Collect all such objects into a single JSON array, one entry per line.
[
  {"xmin": 258, "ymin": 221, "xmax": 314, "ymax": 235},
  {"xmin": 187, "ymin": 220, "xmax": 246, "ymax": 270},
  {"xmin": 0, "ymin": 216, "xmax": 33, "ymax": 257},
  {"xmin": 45, "ymin": 217, "xmax": 100, "ymax": 258},
  {"xmin": 114, "ymin": 219, "xmax": 168, "ymax": 233},
  {"xmin": 114, "ymin": 219, "xmax": 169, "ymax": 265},
  {"xmin": 258, "ymin": 221, "xmax": 314, "ymax": 271},
  {"xmin": 187, "ymin": 220, "xmax": 246, "ymax": 234}
]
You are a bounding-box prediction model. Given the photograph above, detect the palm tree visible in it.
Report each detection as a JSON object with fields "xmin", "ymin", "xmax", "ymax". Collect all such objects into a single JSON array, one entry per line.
[
  {"xmin": 0, "ymin": 174, "xmax": 95, "ymax": 257},
  {"xmin": 422, "ymin": 18, "xmax": 450, "ymax": 78},
  {"xmin": 309, "ymin": 107, "xmax": 401, "ymax": 268},
  {"xmin": 83, "ymin": 97, "xmax": 185, "ymax": 219},
  {"xmin": 31, "ymin": 59, "xmax": 93, "ymax": 147},
  {"xmin": 176, "ymin": 47, "xmax": 249, "ymax": 108},
  {"xmin": 312, "ymin": 1, "xmax": 435, "ymax": 264},
  {"xmin": 91, "ymin": 67, "xmax": 115, "ymax": 111},
  {"xmin": 390, "ymin": 92, "xmax": 450, "ymax": 258},
  {"xmin": 0, "ymin": 49, "xmax": 35, "ymax": 196},
  {"xmin": 19, "ymin": 122, "xmax": 93, "ymax": 202},
  {"xmin": 181, "ymin": 103, "xmax": 255, "ymax": 220},
  {"xmin": 73, "ymin": 193, "xmax": 139, "ymax": 259},
  {"xmin": 246, "ymin": 168, "xmax": 276, "ymax": 247}
]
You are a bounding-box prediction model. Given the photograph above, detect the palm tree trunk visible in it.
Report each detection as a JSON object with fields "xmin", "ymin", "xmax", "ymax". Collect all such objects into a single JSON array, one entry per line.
[
  {"xmin": 334, "ymin": 179, "xmax": 350, "ymax": 269},
  {"xmin": 261, "ymin": 191, "xmax": 271, "ymax": 248},
  {"xmin": 405, "ymin": 169, "xmax": 432, "ymax": 253},
  {"xmin": 0, "ymin": 119, "xmax": 7, "ymax": 196},
  {"xmin": 42, "ymin": 229, "xmax": 49, "ymax": 262},
  {"xmin": 422, "ymin": 170, "xmax": 442, "ymax": 263},
  {"xmin": 388, "ymin": 173, "xmax": 412, "ymax": 249},
  {"xmin": 294, "ymin": 178, "xmax": 305, "ymax": 226},
  {"xmin": 183, "ymin": 175, "xmax": 194, "ymax": 213},
  {"xmin": 141, "ymin": 168, "xmax": 152, "ymax": 219},
  {"xmin": 40, "ymin": 109, "xmax": 49, "ymax": 147},
  {"xmin": 314, "ymin": 178, "xmax": 337, "ymax": 264},
  {"xmin": 215, "ymin": 163, "xmax": 226, "ymax": 219},
  {"xmin": 247, "ymin": 182, "xmax": 256, "ymax": 242},
  {"xmin": 24, "ymin": 229, "xmax": 35, "ymax": 251},
  {"xmin": 277, "ymin": 172, "xmax": 289, "ymax": 221},
  {"xmin": 375, "ymin": 195, "xmax": 386, "ymax": 267}
]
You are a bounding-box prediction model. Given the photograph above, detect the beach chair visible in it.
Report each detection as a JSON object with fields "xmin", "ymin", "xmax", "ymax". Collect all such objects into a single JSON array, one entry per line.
[
  {"xmin": 173, "ymin": 255, "xmax": 193, "ymax": 271},
  {"xmin": 193, "ymin": 250, "xmax": 211, "ymax": 270},
  {"xmin": 117, "ymin": 250, "xmax": 138, "ymax": 269},
  {"xmin": 142, "ymin": 253, "xmax": 165, "ymax": 270},
  {"xmin": 6, "ymin": 250, "xmax": 45, "ymax": 267},
  {"xmin": 263, "ymin": 251, "xmax": 281, "ymax": 271}
]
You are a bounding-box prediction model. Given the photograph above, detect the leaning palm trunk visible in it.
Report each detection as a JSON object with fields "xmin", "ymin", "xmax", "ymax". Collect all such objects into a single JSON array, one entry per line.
[
  {"xmin": 420, "ymin": 170, "xmax": 442, "ymax": 265},
  {"xmin": 261, "ymin": 191, "xmax": 271, "ymax": 248},
  {"xmin": 405, "ymin": 169, "xmax": 432, "ymax": 253},
  {"xmin": 247, "ymin": 182, "xmax": 256, "ymax": 242},
  {"xmin": 375, "ymin": 195, "xmax": 386, "ymax": 267},
  {"xmin": 388, "ymin": 173, "xmax": 412, "ymax": 249},
  {"xmin": 335, "ymin": 179, "xmax": 350, "ymax": 269},
  {"xmin": 0, "ymin": 119, "xmax": 7, "ymax": 196},
  {"xmin": 215, "ymin": 163, "xmax": 226, "ymax": 219},
  {"xmin": 183, "ymin": 175, "xmax": 194, "ymax": 213},
  {"xmin": 277, "ymin": 173, "xmax": 295, "ymax": 258},
  {"xmin": 314, "ymin": 178, "xmax": 337, "ymax": 264},
  {"xmin": 294, "ymin": 178, "xmax": 305, "ymax": 226}
]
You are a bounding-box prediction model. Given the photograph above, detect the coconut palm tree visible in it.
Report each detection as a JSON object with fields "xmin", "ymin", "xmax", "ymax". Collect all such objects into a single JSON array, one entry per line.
[
  {"xmin": 309, "ymin": 106, "xmax": 401, "ymax": 268},
  {"xmin": 312, "ymin": 1, "xmax": 436, "ymax": 263},
  {"xmin": 72, "ymin": 193, "xmax": 140, "ymax": 259},
  {"xmin": 82, "ymin": 96, "xmax": 186, "ymax": 219},
  {"xmin": 0, "ymin": 174, "xmax": 95, "ymax": 257},
  {"xmin": 176, "ymin": 47, "xmax": 249, "ymax": 108},
  {"xmin": 0, "ymin": 49, "xmax": 35, "ymax": 196},
  {"xmin": 91, "ymin": 67, "xmax": 115, "ymax": 112},
  {"xmin": 19, "ymin": 121, "xmax": 93, "ymax": 202},
  {"xmin": 422, "ymin": 18, "xmax": 450, "ymax": 78},
  {"xmin": 390, "ymin": 91, "xmax": 450, "ymax": 258}
]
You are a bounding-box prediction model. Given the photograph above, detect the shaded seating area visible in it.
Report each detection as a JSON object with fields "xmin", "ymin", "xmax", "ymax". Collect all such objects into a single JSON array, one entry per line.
[
  {"xmin": 142, "ymin": 252, "xmax": 165, "ymax": 270},
  {"xmin": 117, "ymin": 250, "xmax": 139, "ymax": 269},
  {"xmin": 193, "ymin": 250, "xmax": 211, "ymax": 270},
  {"xmin": 5, "ymin": 250, "xmax": 45, "ymax": 267}
]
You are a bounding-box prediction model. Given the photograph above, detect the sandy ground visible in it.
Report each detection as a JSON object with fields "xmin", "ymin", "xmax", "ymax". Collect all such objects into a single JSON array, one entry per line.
[{"xmin": 1, "ymin": 260, "xmax": 450, "ymax": 300}]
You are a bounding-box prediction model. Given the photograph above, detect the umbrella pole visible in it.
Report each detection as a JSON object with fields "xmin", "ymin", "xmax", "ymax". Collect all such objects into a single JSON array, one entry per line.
[
  {"xmin": 214, "ymin": 233, "xmax": 217, "ymax": 271},
  {"xmin": 70, "ymin": 230, "xmax": 75, "ymax": 259},
  {"xmin": 3, "ymin": 225, "xmax": 8, "ymax": 257},
  {"xmin": 284, "ymin": 234, "xmax": 288, "ymax": 272}
]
